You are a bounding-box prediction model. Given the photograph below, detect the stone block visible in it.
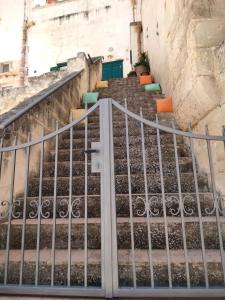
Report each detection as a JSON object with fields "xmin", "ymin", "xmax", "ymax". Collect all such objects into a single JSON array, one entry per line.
[
  {"xmin": 175, "ymin": 76, "xmax": 220, "ymax": 129},
  {"xmin": 189, "ymin": 18, "xmax": 225, "ymax": 48},
  {"xmin": 192, "ymin": 48, "xmax": 214, "ymax": 76}
]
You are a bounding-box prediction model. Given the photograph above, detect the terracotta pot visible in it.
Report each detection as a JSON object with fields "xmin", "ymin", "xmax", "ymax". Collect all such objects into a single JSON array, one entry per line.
[
  {"xmin": 139, "ymin": 75, "xmax": 154, "ymax": 86},
  {"xmin": 134, "ymin": 65, "xmax": 148, "ymax": 76},
  {"xmin": 47, "ymin": 0, "xmax": 56, "ymax": 4},
  {"xmin": 156, "ymin": 97, "xmax": 173, "ymax": 113}
]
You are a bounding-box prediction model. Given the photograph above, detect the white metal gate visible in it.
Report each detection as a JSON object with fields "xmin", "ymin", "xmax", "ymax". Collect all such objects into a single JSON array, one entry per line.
[{"xmin": 0, "ymin": 99, "xmax": 225, "ymax": 298}]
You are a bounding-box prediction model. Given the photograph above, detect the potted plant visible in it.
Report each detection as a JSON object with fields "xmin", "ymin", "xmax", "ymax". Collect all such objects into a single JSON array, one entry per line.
[{"xmin": 134, "ymin": 52, "xmax": 150, "ymax": 76}]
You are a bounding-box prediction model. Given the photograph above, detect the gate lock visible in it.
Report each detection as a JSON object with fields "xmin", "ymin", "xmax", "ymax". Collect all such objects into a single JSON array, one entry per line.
[{"xmin": 84, "ymin": 142, "xmax": 102, "ymax": 173}]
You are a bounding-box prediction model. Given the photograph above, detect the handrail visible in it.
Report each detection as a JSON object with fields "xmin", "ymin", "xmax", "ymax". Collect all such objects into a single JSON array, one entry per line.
[
  {"xmin": 0, "ymin": 101, "xmax": 100, "ymax": 152},
  {"xmin": 112, "ymin": 100, "xmax": 225, "ymax": 141},
  {"xmin": 0, "ymin": 55, "xmax": 102, "ymax": 130}
]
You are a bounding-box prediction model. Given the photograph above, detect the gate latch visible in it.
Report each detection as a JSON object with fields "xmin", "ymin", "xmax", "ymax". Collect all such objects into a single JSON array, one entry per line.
[{"xmin": 84, "ymin": 142, "xmax": 102, "ymax": 173}]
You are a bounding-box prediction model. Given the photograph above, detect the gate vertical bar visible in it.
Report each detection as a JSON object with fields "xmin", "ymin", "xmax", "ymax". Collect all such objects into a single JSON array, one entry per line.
[
  {"xmin": 206, "ymin": 126, "xmax": 225, "ymax": 283},
  {"xmin": 156, "ymin": 116, "xmax": 172, "ymax": 288},
  {"xmin": 100, "ymin": 99, "xmax": 114, "ymax": 298},
  {"xmin": 189, "ymin": 127, "xmax": 209, "ymax": 287},
  {"xmin": 172, "ymin": 122, "xmax": 190, "ymax": 288},
  {"xmin": 4, "ymin": 137, "xmax": 17, "ymax": 285},
  {"xmin": 140, "ymin": 108, "xmax": 154, "ymax": 288},
  {"xmin": 51, "ymin": 122, "xmax": 59, "ymax": 287},
  {"xmin": 124, "ymin": 99, "xmax": 136, "ymax": 288},
  {"xmin": 84, "ymin": 104, "xmax": 88, "ymax": 287},
  {"xmin": 35, "ymin": 129, "xmax": 45, "ymax": 286},
  {"xmin": 68, "ymin": 125, "xmax": 73, "ymax": 287},
  {"xmin": 19, "ymin": 135, "xmax": 31, "ymax": 285}
]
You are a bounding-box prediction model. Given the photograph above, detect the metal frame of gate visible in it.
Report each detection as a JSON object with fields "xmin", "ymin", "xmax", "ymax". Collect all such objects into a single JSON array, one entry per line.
[{"xmin": 0, "ymin": 98, "xmax": 225, "ymax": 298}]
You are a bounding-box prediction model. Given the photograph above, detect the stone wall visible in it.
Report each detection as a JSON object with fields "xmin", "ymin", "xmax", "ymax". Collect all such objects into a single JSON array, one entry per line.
[
  {"xmin": 0, "ymin": 53, "xmax": 101, "ymax": 116},
  {"xmin": 142, "ymin": 0, "xmax": 225, "ymax": 195}
]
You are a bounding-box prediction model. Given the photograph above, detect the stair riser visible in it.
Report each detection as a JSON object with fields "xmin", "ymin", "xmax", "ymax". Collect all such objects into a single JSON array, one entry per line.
[
  {"xmin": 0, "ymin": 263, "xmax": 101, "ymax": 287},
  {"xmin": 118, "ymin": 263, "xmax": 224, "ymax": 287},
  {"xmin": 0, "ymin": 224, "xmax": 101, "ymax": 250},
  {"xmin": 117, "ymin": 222, "xmax": 225, "ymax": 250},
  {"xmin": 28, "ymin": 174, "xmax": 208, "ymax": 197},
  {"xmin": 61, "ymin": 125, "xmax": 167, "ymax": 140},
  {"xmin": 42, "ymin": 160, "xmax": 193, "ymax": 177},
  {"xmin": 58, "ymin": 135, "xmax": 185, "ymax": 150},
  {"xmin": 0, "ymin": 222, "xmax": 223, "ymax": 250},
  {"xmin": 48, "ymin": 145, "xmax": 190, "ymax": 162},
  {"xmin": 0, "ymin": 262, "xmax": 224, "ymax": 287}
]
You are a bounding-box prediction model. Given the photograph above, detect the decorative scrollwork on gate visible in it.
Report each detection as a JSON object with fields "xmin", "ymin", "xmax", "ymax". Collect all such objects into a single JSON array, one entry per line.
[
  {"xmin": 58, "ymin": 198, "xmax": 69, "ymax": 218},
  {"xmin": 58, "ymin": 198, "xmax": 81, "ymax": 218},
  {"xmin": 182, "ymin": 194, "xmax": 196, "ymax": 216},
  {"xmin": 11, "ymin": 199, "xmax": 23, "ymax": 219},
  {"xmin": 41, "ymin": 199, "xmax": 51, "ymax": 219},
  {"xmin": 29, "ymin": 199, "xmax": 39, "ymax": 219},
  {"xmin": 134, "ymin": 196, "xmax": 162, "ymax": 217},
  {"xmin": 0, "ymin": 200, "xmax": 10, "ymax": 220},
  {"xmin": 166, "ymin": 195, "xmax": 181, "ymax": 216},
  {"xmin": 71, "ymin": 198, "xmax": 81, "ymax": 218}
]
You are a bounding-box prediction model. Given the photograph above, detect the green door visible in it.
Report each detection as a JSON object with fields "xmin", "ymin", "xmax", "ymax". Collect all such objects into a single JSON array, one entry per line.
[{"xmin": 102, "ymin": 60, "xmax": 123, "ymax": 80}]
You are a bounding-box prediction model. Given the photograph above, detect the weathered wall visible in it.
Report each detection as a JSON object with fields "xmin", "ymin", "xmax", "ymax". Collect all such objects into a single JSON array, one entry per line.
[
  {"xmin": 28, "ymin": 0, "xmax": 142, "ymax": 77},
  {"xmin": 0, "ymin": 0, "xmax": 25, "ymax": 87},
  {"xmin": 0, "ymin": 53, "xmax": 101, "ymax": 116},
  {"xmin": 142, "ymin": 0, "xmax": 225, "ymax": 195}
]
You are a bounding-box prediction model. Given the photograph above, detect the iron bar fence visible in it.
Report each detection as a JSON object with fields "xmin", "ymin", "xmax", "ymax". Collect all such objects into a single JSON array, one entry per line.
[{"xmin": 0, "ymin": 99, "xmax": 224, "ymax": 298}]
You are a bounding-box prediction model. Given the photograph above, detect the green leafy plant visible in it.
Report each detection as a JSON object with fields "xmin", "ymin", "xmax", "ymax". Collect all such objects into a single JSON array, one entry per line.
[{"xmin": 134, "ymin": 52, "xmax": 150, "ymax": 72}]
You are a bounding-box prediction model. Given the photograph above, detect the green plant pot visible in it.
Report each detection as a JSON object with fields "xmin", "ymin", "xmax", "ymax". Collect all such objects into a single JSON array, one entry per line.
[
  {"xmin": 144, "ymin": 83, "xmax": 161, "ymax": 92},
  {"xmin": 82, "ymin": 92, "xmax": 99, "ymax": 104}
]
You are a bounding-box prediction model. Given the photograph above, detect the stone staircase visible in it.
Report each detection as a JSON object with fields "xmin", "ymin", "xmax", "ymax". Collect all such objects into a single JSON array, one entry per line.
[{"xmin": 0, "ymin": 77, "xmax": 224, "ymax": 294}]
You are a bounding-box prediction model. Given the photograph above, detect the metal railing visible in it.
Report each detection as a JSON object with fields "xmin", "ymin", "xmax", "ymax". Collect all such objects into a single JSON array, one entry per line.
[
  {"xmin": 111, "ymin": 99, "xmax": 225, "ymax": 297},
  {"xmin": 0, "ymin": 98, "xmax": 224, "ymax": 298},
  {"xmin": 0, "ymin": 101, "xmax": 105, "ymax": 297}
]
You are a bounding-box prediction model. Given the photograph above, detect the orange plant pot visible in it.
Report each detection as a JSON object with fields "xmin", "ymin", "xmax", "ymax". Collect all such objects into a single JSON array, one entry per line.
[
  {"xmin": 47, "ymin": 0, "xmax": 56, "ymax": 4},
  {"xmin": 139, "ymin": 75, "xmax": 154, "ymax": 86},
  {"xmin": 156, "ymin": 97, "xmax": 173, "ymax": 113}
]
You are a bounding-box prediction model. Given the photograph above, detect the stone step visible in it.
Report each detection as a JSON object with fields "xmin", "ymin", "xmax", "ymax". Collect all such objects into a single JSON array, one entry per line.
[
  {"xmin": 60, "ymin": 120, "xmax": 178, "ymax": 140},
  {"xmin": 57, "ymin": 134, "xmax": 185, "ymax": 151},
  {"xmin": 42, "ymin": 157, "xmax": 193, "ymax": 177},
  {"xmin": 0, "ymin": 217, "xmax": 224, "ymax": 250},
  {"xmin": 0, "ymin": 250, "xmax": 224, "ymax": 287},
  {"xmin": 48, "ymin": 144, "xmax": 190, "ymax": 162},
  {"xmin": 72, "ymin": 116, "xmax": 176, "ymax": 131},
  {"xmin": 86, "ymin": 107, "xmax": 167, "ymax": 123},
  {"xmin": 0, "ymin": 248, "xmax": 223, "ymax": 269},
  {"xmin": 60, "ymin": 125, "xmax": 174, "ymax": 140},
  {"xmin": 27, "ymin": 173, "xmax": 209, "ymax": 197}
]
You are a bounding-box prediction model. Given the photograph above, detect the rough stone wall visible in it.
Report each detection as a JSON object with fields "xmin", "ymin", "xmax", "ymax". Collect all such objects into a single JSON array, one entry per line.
[
  {"xmin": 0, "ymin": 53, "xmax": 101, "ymax": 116},
  {"xmin": 142, "ymin": 0, "xmax": 225, "ymax": 195}
]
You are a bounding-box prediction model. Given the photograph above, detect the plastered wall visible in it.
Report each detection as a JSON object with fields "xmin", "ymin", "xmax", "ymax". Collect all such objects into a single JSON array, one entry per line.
[
  {"xmin": 28, "ymin": 0, "xmax": 142, "ymax": 77},
  {"xmin": 0, "ymin": 0, "xmax": 25, "ymax": 87}
]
